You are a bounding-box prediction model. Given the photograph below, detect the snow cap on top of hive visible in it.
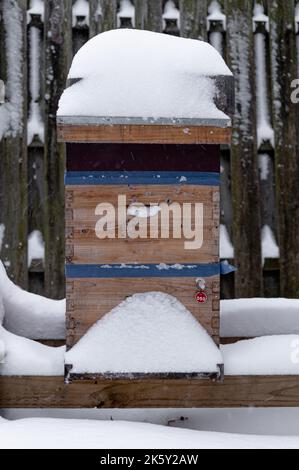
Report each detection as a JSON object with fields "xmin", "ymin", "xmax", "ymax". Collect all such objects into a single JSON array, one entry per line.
[{"xmin": 58, "ymin": 29, "xmax": 233, "ymax": 121}]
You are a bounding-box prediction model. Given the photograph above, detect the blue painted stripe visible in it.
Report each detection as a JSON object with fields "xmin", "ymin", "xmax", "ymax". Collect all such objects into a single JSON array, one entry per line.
[
  {"xmin": 66, "ymin": 263, "xmax": 222, "ymax": 279},
  {"xmin": 65, "ymin": 171, "xmax": 220, "ymax": 186}
]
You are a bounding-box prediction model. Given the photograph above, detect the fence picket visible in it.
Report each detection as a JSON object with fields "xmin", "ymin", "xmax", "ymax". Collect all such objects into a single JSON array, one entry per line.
[
  {"xmin": 225, "ymin": 0, "xmax": 263, "ymax": 297},
  {"xmin": 0, "ymin": 0, "xmax": 28, "ymax": 288},
  {"xmin": 180, "ymin": 0, "xmax": 208, "ymax": 40},
  {"xmin": 44, "ymin": 0, "xmax": 72, "ymax": 299},
  {"xmin": 268, "ymin": 0, "xmax": 299, "ymax": 298}
]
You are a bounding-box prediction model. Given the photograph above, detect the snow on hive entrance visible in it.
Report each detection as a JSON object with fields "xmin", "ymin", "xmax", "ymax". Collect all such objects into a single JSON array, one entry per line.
[
  {"xmin": 58, "ymin": 28, "xmax": 232, "ymax": 121},
  {"xmin": 65, "ymin": 292, "xmax": 223, "ymax": 378}
]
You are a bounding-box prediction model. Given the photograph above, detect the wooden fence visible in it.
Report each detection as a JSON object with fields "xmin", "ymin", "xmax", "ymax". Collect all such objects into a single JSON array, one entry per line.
[{"xmin": 0, "ymin": 0, "xmax": 298, "ymax": 300}]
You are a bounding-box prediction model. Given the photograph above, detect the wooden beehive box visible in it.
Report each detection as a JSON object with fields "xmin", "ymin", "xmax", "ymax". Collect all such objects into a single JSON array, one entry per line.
[{"xmin": 57, "ymin": 29, "xmax": 234, "ymax": 382}]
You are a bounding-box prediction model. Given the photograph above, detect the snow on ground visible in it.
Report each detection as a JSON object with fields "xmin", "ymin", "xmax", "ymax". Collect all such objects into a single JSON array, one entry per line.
[
  {"xmin": 0, "ymin": 418, "xmax": 298, "ymax": 449},
  {"xmin": 66, "ymin": 292, "xmax": 223, "ymax": 374},
  {"xmin": 222, "ymin": 336, "xmax": 299, "ymax": 376},
  {"xmin": 0, "ymin": 261, "xmax": 65, "ymax": 340},
  {"xmin": 221, "ymin": 298, "xmax": 299, "ymax": 338},
  {"xmin": 5, "ymin": 407, "xmax": 299, "ymax": 438},
  {"xmin": 0, "ymin": 326, "xmax": 64, "ymax": 376},
  {"xmin": 58, "ymin": 29, "xmax": 232, "ymax": 119}
]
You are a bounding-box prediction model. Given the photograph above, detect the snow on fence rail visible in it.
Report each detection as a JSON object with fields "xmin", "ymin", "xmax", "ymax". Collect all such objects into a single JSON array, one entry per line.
[{"xmin": 0, "ymin": 0, "xmax": 298, "ymax": 299}]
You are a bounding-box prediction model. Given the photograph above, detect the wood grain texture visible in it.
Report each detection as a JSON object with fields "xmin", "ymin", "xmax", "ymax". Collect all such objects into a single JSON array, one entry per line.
[
  {"xmin": 66, "ymin": 275, "xmax": 220, "ymax": 348},
  {"xmin": 0, "ymin": 0, "xmax": 28, "ymax": 288},
  {"xmin": 58, "ymin": 124, "xmax": 232, "ymax": 144},
  {"xmin": 65, "ymin": 185, "xmax": 219, "ymax": 265},
  {"xmin": 2, "ymin": 375, "xmax": 299, "ymax": 408},
  {"xmin": 44, "ymin": 0, "xmax": 72, "ymax": 299},
  {"xmin": 226, "ymin": 0, "xmax": 263, "ymax": 297},
  {"xmin": 269, "ymin": 1, "xmax": 299, "ymax": 298},
  {"xmin": 179, "ymin": 0, "xmax": 208, "ymax": 41}
]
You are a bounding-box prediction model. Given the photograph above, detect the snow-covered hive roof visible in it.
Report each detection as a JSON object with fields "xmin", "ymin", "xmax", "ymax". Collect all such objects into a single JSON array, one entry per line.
[{"xmin": 58, "ymin": 29, "xmax": 233, "ymax": 124}]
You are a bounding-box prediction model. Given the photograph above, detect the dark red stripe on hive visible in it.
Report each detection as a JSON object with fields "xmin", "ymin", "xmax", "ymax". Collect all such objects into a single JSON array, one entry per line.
[{"xmin": 66, "ymin": 143, "xmax": 220, "ymax": 173}]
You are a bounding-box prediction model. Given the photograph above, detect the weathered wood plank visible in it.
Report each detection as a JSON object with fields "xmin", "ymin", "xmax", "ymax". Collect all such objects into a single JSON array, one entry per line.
[
  {"xmin": 89, "ymin": 0, "xmax": 101, "ymax": 38},
  {"xmin": 98, "ymin": 0, "xmax": 117, "ymax": 31},
  {"xmin": 225, "ymin": 0, "xmax": 263, "ymax": 297},
  {"xmin": 135, "ymin": 0, "xmax": 163, "ymax": 32},
  {"xmin": 268, "ymin": 0, "xmax": 299, "ymax": 298},
  {"xmin": 58, "ymin": 124, "xmax": 232, "ymax": 144},
  {"xmin": 0, "ymin": 0, "xmax": 28, "ymax": 288},
  {"xmin": 66, "ymin": 276, "xmax": 220, "ymax": 348},
  {"xmin": 134, "ymin": 0, "xmax": 147, "ymax": 30},
  {"xmin": 44, "ymin": 0, "xmax": 72, "ymax": 299},
  {"xmin": 179, "ymin": 0, "xmax": 208, "ymax": 41},
  {"xmin": 2, "ymin": 375, "xmax": 299, "ymax": 408}
]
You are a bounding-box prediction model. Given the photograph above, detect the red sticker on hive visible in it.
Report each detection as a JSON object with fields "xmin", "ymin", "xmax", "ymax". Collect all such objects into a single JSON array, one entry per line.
[{"xmin": 195, "ymin": 291, "xmax": 208, "ymax": 303}]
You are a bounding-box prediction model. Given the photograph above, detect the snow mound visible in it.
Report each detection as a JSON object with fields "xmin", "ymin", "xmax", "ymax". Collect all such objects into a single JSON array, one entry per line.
[
  {"xmin": 0, "ymin": 326, "xmax": 64, "ymax": 376},
  {"xmin": 221, "ymin": 298, "xmax": 299, "ymax": 338},
  {"xmin": 66, "ymin": 292, "xmax": 223, "ymax": 374},
  {"xmin": 222, "ymin": 335, "xmax": 299, "ymax": 376},
  {"xmin": 0, "ymin": 260, "xmax": 65, "ymax": 340},
  {"xmin": 0, "ymin": 418, "xmax": 298, "ymax": 449},
  {"xmin": 58, "ymin": 29, "xmax": 232, "ymax": 120}
]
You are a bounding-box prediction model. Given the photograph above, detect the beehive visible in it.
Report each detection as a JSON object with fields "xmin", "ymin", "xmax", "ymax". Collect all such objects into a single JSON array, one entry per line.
[{"xmin": 58, "ymin": 29, "xmax": 234, "ymax": 381}]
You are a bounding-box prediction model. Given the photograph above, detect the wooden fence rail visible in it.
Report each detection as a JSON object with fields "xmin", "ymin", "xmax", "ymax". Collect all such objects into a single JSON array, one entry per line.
[{"xmin": 0, "ymin": 0, "xmax": 298, "ymax": 299}]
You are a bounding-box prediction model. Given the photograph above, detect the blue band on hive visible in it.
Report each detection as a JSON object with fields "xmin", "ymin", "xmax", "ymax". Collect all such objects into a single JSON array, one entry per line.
[
  {"xmin": 66, "ymin": 262, "xmax": 235, "ymax": 279},
  {"xmin": 65, "ymin": 171, "xmax": 220, "ymax": 186}
]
